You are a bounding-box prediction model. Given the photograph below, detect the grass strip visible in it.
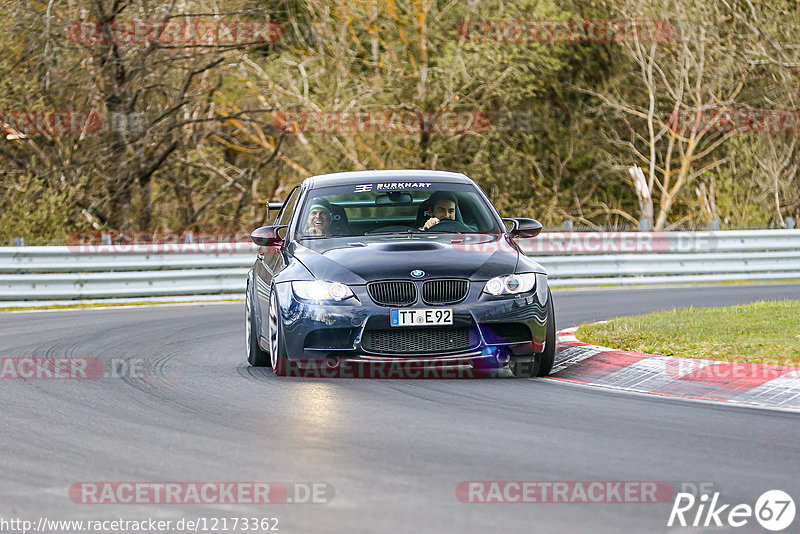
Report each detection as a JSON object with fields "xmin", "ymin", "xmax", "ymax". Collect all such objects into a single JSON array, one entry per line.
[{"xmin": 576, "ymin": 300, "xmax": 800, "ymax": 365}]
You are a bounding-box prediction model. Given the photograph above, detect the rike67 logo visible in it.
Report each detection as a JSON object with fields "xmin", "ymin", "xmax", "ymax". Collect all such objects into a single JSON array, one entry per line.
[{"xmin": 668, "ymin": 489, "xmax": 795, "ymax": 531}]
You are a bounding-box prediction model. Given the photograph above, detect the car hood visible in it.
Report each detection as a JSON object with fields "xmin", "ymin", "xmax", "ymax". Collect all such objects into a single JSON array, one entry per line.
[{"xmin": 291, "ymin": 234, "xmax": 524, "ymax": 284}]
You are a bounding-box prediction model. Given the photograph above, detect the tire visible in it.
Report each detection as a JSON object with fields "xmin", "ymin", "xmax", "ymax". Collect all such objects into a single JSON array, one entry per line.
[
  {"xmin": 246, "ymin": 280, "xmax": 271, "ymax": 367},
  {"xmin": 511, "ymin": 290, "xmax": 556, "ymax": 378},
  {"xmin": 268, "ymin": 287, "xmax": 289, "ymax": 377}
]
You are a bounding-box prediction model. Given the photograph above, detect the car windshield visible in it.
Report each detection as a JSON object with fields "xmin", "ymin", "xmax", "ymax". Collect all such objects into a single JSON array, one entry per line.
[{"xmin": 295, "ymin": 182, "xmax": 503, "ymax": 238}]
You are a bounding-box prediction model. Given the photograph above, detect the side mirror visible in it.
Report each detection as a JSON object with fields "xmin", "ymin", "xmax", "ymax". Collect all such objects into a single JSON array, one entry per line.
[
  {"xmin": 266, "ymin": 201, "xmax": 284, "ymax": 219},
  {"xmin": 503, "ymin": 218, "xmax": 543, "ymax": 238},
  {"xmin": 251, "ymin": 226, "xmax": 284, "ymax": 247}
]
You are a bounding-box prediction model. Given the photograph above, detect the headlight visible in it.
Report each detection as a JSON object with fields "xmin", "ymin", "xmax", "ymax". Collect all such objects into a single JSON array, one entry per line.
[
  {"xmin": 535, "ymin": 273, "xmax": 549, "ymax": 304},
  {"xmin": 482, "ymin": 273, "xmax": 537, "ymax": 296},
  {"xmin": 292, "ymin": 281, "xmax": 355, "ymax": 301}
]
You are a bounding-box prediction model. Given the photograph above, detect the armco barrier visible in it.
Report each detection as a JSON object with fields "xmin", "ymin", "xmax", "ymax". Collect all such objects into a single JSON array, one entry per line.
[{"xmin": 0, "ymin": 230, "xmax": 798, "ymax": 305}]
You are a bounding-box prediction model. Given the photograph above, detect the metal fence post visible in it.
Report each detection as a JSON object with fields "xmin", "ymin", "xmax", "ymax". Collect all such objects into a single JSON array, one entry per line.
[{"xmin": 13, "ymin": 238, "xmax": 24, "ymax": 247}]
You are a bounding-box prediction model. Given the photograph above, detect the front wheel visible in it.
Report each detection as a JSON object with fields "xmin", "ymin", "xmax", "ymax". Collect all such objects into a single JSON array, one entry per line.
[
  {"xmin": 511, "ymin": 291, "xmax": 556, "ymax": 378},
  {"xmin": 246, "ymin": 280, "xmax": 271, "ymax": 367},
  {"xmin": 268, "ymin": 287, "xmax": 289, "ymax": 376}
]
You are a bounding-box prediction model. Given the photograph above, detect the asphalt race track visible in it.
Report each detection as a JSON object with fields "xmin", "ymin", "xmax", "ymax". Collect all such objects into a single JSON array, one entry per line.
[{"xmin": 2, "ymin": 284, "xmax": 800, "ymax": 533}]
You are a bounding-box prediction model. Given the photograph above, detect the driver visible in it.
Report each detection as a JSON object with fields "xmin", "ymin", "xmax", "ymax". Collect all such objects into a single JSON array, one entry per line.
[
  {"xmin": 421, "ymin": 192, "xmax": 458, "ymax": 230},
  {"xmin": 304, "ymin": 202, "xmax": 332, "ymax": 236}
]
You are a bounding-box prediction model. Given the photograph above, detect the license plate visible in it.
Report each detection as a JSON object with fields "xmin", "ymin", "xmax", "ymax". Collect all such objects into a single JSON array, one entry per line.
[{"xmin": 390, "ymin": 308, "xmax": 453, "ymax": 327}]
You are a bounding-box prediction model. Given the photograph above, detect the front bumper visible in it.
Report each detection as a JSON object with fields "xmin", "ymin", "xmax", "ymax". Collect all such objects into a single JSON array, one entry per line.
[{"xmin": 270, "ymin": 280, "xmax": 549, "ymax": 371}]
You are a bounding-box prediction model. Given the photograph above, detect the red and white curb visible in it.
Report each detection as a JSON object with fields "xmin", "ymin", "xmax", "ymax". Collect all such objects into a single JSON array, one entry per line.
[{"xmin": 552, "ymin": 326, "xmax": 800, "ymax": 410}]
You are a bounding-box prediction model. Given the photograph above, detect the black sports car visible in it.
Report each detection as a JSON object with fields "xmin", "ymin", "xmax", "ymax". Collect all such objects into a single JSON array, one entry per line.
[{"xmin": 245, "ymin": 170, "xmax": 555, "ymax": 378}]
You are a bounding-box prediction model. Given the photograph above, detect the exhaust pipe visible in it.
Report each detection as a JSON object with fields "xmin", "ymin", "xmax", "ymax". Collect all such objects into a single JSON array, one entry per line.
[
  {"xmin": 325, "ymin": 356, "xmax": 340, "ymax": 369},
  {"xmin": 496, "ymin": 351, "xmax": 511, "ymax": 365}
]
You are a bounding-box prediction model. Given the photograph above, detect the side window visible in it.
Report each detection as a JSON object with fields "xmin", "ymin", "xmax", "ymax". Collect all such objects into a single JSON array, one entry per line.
[{"xmin": 275, "ymin": 187, "xmax": 300, "ymax": 226}]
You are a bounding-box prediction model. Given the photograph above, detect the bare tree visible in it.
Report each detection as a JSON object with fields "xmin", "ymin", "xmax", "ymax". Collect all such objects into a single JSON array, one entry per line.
[
  {"xmin": 581, "ymin": 1, "xmax": 748, "ymax": 229},
  {"xmin": 2, "ymin": 0, "xmax": 283, "ymax": 233}
]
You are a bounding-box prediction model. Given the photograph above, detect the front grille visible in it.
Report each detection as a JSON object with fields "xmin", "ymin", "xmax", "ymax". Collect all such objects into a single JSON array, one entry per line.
[
  {"xmin": 422, "ymin": 279, "xmax": 469, "ymax": 305},
  {"xmin": 367, "ymin": 281, "xmax": 416, "ymax": 306},
  {"xmin": 362, "ymin": 327, "xmax": 479, "ymax": 354}
]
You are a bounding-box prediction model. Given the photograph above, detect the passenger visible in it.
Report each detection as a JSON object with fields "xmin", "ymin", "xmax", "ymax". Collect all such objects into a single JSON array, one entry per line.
[
  {"xmin": 304, "ymin": 202, "xmax": 333, "ymax": 236},
  {"xmin": 421, "ymin": 192, "xmax": 458, "ymax": 230}
]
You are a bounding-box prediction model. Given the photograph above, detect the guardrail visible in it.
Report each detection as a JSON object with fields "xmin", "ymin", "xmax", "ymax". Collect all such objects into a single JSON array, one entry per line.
[
  {"xmin": 1, "ymin": 230, "xmax": 798, "ymax": 305},
  {"xmin": 519, "ymin": 230, "xmax": 800, "ymax": 287}
]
